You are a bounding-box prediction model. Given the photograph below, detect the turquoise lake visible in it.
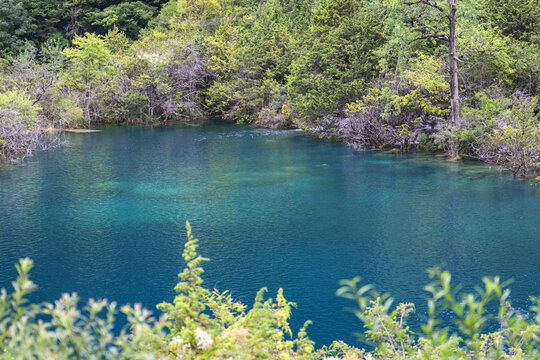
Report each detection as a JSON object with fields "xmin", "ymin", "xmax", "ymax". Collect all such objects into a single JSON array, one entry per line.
[{"xmin": 0, "ymin": 121, "xmax": 539, "ymax": 346}]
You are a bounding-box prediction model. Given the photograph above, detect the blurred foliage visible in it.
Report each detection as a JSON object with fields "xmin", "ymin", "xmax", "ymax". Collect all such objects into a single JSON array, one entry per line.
[{"xmin": 1, "ymin": 225, "xmax": 539, "ymax": 359}]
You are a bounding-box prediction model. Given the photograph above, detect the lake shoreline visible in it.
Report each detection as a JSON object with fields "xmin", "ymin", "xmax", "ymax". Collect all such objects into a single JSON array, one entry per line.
[{"xmin": 43, "ymin": 116, "xmax": 540, "ymax": 180}]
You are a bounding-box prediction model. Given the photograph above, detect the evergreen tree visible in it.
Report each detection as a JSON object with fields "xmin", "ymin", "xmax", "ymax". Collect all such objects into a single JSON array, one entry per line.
[{"xmin": 0, "ymin": 0, "xmax": 36, "ymax": 56}]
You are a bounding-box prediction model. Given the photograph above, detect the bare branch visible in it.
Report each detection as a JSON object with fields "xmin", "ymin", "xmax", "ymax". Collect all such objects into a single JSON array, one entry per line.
[
  {"xmin": 0, "ymin": 111, "xmax": 63, "ymax": 163},
  {"xmin": 457, "ymin": 29, "xmax": 471, "ymax": 38},
  {"xmin": 410, "ymin": 33, "xmax": 449, "ymax": 43},
  {"xmin": 404, "ymin": 0, "xmax": 444, "ymax": 13}
]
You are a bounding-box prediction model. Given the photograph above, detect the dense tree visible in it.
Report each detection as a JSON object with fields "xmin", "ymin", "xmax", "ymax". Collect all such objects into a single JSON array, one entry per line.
[
  {"xmin": 287, "ymin": 0, "xmax": 384, "ymax": 127},
  {"xmin": 0, "ymin": 89, "xmax": 59, "ymax": 162},
  {"xmin": 0, "ymin": 0, "xmax": 36, "ymax": 56},
  {"xmin": 206, "ymin": 0, "xmax": 294, "ymax": 125},
  {"xmin": 476, "ymin": 93, "xmax": 540, "ymax": 176},
  {"xmin": 20, "ymin": 0, "xmax": 168, "ymax": 47},
  {"xmin": 21, "ymin": 0, "xmax": 65, "ymax": 44},
  {"xmin": 481, "ymin": 0, "xmax": 540, "ymax": 41},
  {"xmin": 62, "ymin": 33, "xmax": 115, "ymax": 124},
  {"xmin": 90, "ymin": 1, "xmax": 155, "ymax": 39}
]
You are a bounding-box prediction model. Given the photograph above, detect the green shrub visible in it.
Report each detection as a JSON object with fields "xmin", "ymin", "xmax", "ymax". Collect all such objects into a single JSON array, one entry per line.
[
  {"xmin": 0, "ymin": 89, "xmax": 45, "ymax": 162},
  {"xmin": 0, "ymin": 90, "xmax": 40, "ymax": 126},
  {"xmin": 1, "ymin": 224, "xmax": 539, "ymax": 359},
  {"xmin": 476, "ymin": 94, "xmax": 540, "ymax": 176},
  {"xmin": 337, "ymin": 269, "xmax": 540, "ymax": 359},
  {"xmin": 0, "ymin": 258, "xmax": 166, "ymax": 359}
]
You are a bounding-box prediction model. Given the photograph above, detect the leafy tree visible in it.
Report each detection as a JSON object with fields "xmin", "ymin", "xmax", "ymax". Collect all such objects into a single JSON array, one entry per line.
[
  {"xmin": 90, "ymin": 1, "xmax": 155, "ymax": 40},
  {"xmin": 457, "ymin": 26, "xmax": 515, "ymax": 93},
  {"xmin": 458, "ymin": 88, "xmax": 509, "ymax": 154},
  {"xmin": 21, "ymin": 0, "xmax": 65, "ymax": 44},
  {"xmin": 477, "ymin": 93, "xmax": 540, "ymax": 176},
  {"xmin": 206, "ymin": 0, "xmax": 294, "ymax": 125},
  {"xmin": 40, "ymin": 37, "xmax": 69, "ymax": 70},
  {"xmin": 0, "ymin": 90, "xmax": 39, "ymax": 126},
  {"xmin": 1, "ymin": 52, "xmax": 58, "ymax": 106},
  {"xmin": 286, "ymin": 0, "xmax": 384, "ymax": 127},
  {"xmin": 344, "ymin": 54, "xmax": 449, "ymax": 152},
  {"xmin": 63, "ymin": 33, "xmax": 114, "ymax": 87},
  {"xmin": 0, "ymin": 0, "xmax": 539, "ymax": 173},
  {"xmin": 0, "ymin": 0, "xmax": 36, "ymax": 56},
  {"xmin": 20, "ymin": 0, "xmax": 167, "ymax": 48},
  {"xmin": 62, "ymin": 33, "xmax": 115, "ymax": 124},
  {"xmin": 151, "ymin": 0, "xmax": 221, "ymax": 37},
  {"xmin": 481, "ymin": 0, "xmax": 540, "ymax": 41},
  {"xmin": 0, "ymin": 90, "xmax": 47, "ymax": 162},
  {"xmin": 133, "ymin": 29, "xmax": 213, "ymax": 120}
]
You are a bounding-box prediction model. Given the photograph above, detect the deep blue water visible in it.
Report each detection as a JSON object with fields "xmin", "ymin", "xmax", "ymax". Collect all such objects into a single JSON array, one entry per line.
[{"xmin": 0, "ymin": 121, "xmax": 539, "ymax": 346}]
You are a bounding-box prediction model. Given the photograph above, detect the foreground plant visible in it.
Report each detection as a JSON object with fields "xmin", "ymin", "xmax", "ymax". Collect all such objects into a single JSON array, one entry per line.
[
  {"xmin": 158, "ymin": 222, "xmax": 315, "ymax": 359},
  {"xmin": 337, "ymin": 269, "xmax": 540, "ymax": 359},
  {"xmin": 0, "ymin": 258, "xmax": 166, "ymax": 359},
  {"xmin": 1, "ymin": 224, "xmax": 539, "ymax": 359}
]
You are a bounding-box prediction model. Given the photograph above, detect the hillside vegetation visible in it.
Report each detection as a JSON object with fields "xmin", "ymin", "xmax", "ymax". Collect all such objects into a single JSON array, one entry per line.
[{"xmin": 0, "ymin": 0, "xmax": 539, "ymax": 172}]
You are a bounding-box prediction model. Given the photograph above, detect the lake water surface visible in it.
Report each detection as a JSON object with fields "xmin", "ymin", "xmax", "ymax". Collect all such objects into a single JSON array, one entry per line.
[{"xmin": 0, "ymin": 121, "xmax": 539, "ymax": 346}]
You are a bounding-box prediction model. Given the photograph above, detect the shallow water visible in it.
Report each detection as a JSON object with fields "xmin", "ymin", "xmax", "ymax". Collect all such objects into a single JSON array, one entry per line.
[{"xmin": 0, "ymin": 121, "xmax": 539, "ymax": 346}]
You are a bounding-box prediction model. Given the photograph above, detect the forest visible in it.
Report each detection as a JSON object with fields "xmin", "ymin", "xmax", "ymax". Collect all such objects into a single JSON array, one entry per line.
[{"xmin": 0, "ymin": 0, "xmax": 538, "ymax": 175}]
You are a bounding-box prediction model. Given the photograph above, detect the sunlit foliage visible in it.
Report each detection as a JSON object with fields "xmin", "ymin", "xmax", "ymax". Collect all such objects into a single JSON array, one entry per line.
[{"xmin": 1, "ymin": 225, "xmax": 539, "ymax": 359}]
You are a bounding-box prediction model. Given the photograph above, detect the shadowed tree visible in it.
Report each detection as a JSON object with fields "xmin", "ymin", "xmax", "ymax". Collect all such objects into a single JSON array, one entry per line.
[{"xmin": 0, "ymin": 0, "xmax": 36, "ymax": 56}]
